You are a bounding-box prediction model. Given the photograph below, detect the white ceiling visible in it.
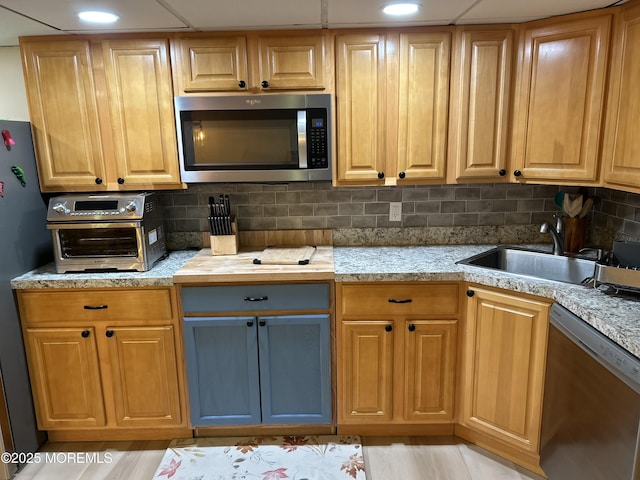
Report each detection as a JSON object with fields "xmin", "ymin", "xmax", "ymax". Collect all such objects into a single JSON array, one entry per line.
[{"xmin": 0, "ymin": 0, "xmax": 624, "ymax": 47}]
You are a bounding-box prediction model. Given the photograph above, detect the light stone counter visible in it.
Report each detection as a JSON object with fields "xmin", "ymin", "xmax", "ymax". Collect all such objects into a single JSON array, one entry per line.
[
  {"xmin": 333, "ymin": 245, "xmax": 640, "ymax": 359},
  {"xmin": 10, "ymin": 250, "xmax": 199, "ymax": 289}
]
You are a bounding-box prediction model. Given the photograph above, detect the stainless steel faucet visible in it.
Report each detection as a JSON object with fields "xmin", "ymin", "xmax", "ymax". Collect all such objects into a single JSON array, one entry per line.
[{"xmin": 540, "ymin": 217, "xmax": 564, "ymax": 255}]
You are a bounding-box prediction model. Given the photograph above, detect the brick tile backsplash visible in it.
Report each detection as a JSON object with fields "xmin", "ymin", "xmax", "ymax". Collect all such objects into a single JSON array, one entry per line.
[{"xmin": 158, "ymin": 182, "xmax": 640, "ymax": 249}]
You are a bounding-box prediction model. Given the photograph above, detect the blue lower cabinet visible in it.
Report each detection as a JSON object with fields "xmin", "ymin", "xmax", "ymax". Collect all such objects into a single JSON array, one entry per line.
[{"xmin": 183, "ymin": 314, "xmax": 331, "ymax": 426}]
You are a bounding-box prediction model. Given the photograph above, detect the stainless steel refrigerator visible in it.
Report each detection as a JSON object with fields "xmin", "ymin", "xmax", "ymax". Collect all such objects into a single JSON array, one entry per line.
[{"xmin": 0, "ymin": 120, "xmax": 51, "ymax": 458}]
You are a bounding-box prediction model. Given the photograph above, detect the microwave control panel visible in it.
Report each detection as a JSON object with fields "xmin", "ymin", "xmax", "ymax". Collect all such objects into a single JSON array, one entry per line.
[{"xmin": 308, "ymin": 108, "xmax": 328, "ymax": 169}]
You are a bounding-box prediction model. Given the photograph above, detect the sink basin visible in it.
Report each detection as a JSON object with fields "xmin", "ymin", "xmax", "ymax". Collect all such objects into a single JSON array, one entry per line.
[{"xmin": 457, "ymin": 246, "xmax": 596, "ymax": 285}]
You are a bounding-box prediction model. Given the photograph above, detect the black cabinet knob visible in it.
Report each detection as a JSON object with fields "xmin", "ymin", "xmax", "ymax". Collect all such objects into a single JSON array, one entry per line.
[
  {"xmin": 514, "ymin": 170, "xmax": 522, "ymax": 177},
  {"xmin": 499, "ymin": 169, "xmax": 507, "ymax": 176},
  {"xmin": 398, "ymin": 171, "xmax": 406, "ymax": 179},
  {"xmin": 246, "ymin": 320, "xmax": 254, "ymax": 327},
  {"xmin": 408, "ymin": 324, "xmax": 416, "ymax": 332},
  {"xmin": 377, "ymin": 171, "xmax": 385, "ymax": 179},
  {"xmin": 259, "ymin": 320, "xmax": 266, "ymax": 327},
  {"xmin": 238, "ymin": 80, "xmax": 246, "ymax": 88},
  {"xmin": 385, "ymin": 324, "xmax": 393, "ymax": 332},
  {"xmin": 105, "ymin": 330, "xmax": 114, "ymax": 338},
  {"xmin": 81, "ymin": 330, "xmax": 90, "ymax": 338},
  {"xmin": 466, "ymin": 289, "xmax": 475, "ymax": 297},
  {"xmin": 261, "ymin": 80, "xmax": 269, "ymax": 88},
  {"xmin": 95, "ymin": 177, "xmax": 103, "ymax": 185},
  {"xmin": 117, "ymin": 177, "xmax": 125, "ymax": 184}
]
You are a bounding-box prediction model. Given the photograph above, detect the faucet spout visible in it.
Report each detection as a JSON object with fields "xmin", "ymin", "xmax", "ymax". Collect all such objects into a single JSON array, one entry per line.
[{"xmin": 540, "ymin": 222, "xmax": 564, "ymax": 255}]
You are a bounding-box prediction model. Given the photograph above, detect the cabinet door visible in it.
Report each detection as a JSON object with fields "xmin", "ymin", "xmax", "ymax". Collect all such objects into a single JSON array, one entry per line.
[
  {"xmin": 20, "ymin": 39, "xmax": 107, "ymax": 191},
  {"xmin": 396, "ymin": 31, "xmax": 451, "ymax": 183},
  {"xmin": 335, "ymin": 34, "xmax": 387, "ymax": 183},
  {"xmin": 173, "ymin": 36, "xmax": 249, "ymax": 93},
  {"xmin": 24, "ymin": 328, "xmax": 105, "ymax": 429},
  {"xmin": 183, "ymin": 317, "xmax": 261, "ymax": 426},
  {"xmin": 101, "ymin": 39, "xmax": 181, "ymax": 189},
  {"xmin": 602, "ymin": 3, "xmax": 640, "ymax": 191},
  {"xmin": 448, "ymin": 27, "xmax": 513, "ymax": 182},
  {"xmin": 106, "ymin": 326, "xmax": 181, "ymax": 427},
  {"xmin": 511, "ymin": 15, "xmax": 611, "ymax": 183},
  {"xmin": 459, "ymin": 286, "xmax": 549, "ymax": 454},
  {"xmin": 257, "ymin": 34, "xmax": 325, "ymax": 90},
  {"xmin": 404, "ymin": 320, "xmax": 457, "ymax": 422},
  {"xmin": 257, "ymin": 315, "xmax": 331, "ymax": 424},
  {"xmin": 338, "ymin": 321, "xmax": 394, "ymax": 424}
]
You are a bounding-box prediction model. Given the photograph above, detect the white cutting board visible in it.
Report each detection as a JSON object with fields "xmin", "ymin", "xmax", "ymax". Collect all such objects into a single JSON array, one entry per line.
[{"xmin": 253, "ymin": 246, "xmax": 317, "ymax": 265}]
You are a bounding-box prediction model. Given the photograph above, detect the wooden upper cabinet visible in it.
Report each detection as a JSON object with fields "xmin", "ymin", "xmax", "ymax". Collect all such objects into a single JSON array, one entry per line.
[
  {"xmin": 173, "ymin": 36, "xmax": 249, "ymax": 92},
  {"xmin": 448, "ymin": 26, "xmax": 514, "ymax": 183},
  {"xmin": 20, "ymin": 40, "xmax": 107, "ymax": 191},
  {"xmin": 100, "ymin": 39, "xmax": 180, "ymax": 188},
  {"xmin": 171, "ymin": 32, "xmax": 330, "ymax": 94},
  {"xmin": 20, "ymin": 36, "xmax": 183, "ymax": 192},
  {"xmin": 396, "ymin": 31, "xmax": 451, "ymax": 183},
  {"xmin": 335, "ymin": 29, "xmax": 451, "ymax": 186},
  {"xmin": 335, "ymin": 33, "xmax": 387, "ymax": 184},
  {"xmin": 602, "ymin": 2, "xmax": 640, "ymax": 192},
  {"xmin": 510, "ymin": 13, "xmax": 611, "ymax": 184}
]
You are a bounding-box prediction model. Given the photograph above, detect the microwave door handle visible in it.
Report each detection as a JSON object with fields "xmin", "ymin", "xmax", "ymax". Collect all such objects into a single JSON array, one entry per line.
[{"xmin": 297, "ymin": 110, "xmax": 308, "ymax": 169}]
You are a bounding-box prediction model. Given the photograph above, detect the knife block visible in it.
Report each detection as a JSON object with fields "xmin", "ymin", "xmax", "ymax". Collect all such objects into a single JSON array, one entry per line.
[{"xmin": 210, "ymin": 220, "xmax": 239, "ymax": 255}]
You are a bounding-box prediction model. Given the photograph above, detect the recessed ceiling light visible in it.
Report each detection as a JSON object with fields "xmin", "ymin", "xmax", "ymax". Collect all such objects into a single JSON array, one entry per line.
[
  {"xmin": 383, "ymin": 2, "xmax": 421, "ymax": 16},
  {"xmin": 77, "ymin": 11, "xmax": 119, "ymax": 24}
]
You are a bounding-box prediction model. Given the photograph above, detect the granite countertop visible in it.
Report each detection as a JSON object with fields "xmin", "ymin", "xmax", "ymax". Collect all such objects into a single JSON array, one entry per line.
[{"xmin": 11, "ymin": 243, "xmax": 640, "ymax": 358}]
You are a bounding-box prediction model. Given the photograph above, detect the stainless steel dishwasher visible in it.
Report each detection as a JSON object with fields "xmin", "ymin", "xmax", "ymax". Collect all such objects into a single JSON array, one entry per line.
[{"xmin": 541, "ymin": 303, "xmax": 640, "ymax": 480}]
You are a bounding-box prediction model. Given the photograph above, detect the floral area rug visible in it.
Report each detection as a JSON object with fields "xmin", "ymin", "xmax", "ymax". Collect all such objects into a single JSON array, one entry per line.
[{"xmin": 152, "ymin": 435, "xmax": 366, "ymax": 480}]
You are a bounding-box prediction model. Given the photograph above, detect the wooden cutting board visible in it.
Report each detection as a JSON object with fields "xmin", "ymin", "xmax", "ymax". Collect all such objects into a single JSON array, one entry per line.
[{"xmin": 253, "ymin": 246, "xmax": 317, "ymax": 265}]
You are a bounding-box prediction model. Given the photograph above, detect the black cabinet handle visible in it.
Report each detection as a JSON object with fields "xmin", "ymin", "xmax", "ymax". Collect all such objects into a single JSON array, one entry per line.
[
  {"xmin": 105, "ymin": 330, "xmax": 114, "ymax": 338},
  {"xmin": 244, "ymin": 296, "xmax": 268, "ymax": 302},
  {"xmin": 95, "ymin": 177, "xmax": 103, "ymax": 185},
  {"xmin": 84, "ymin": 304, "xmax": 108, "ymax": 310},
  {"xmin": 389, "ymin": 298, "xmax": 412, "ymax": 304},
  {"xmin": 408, "ymin": 324, "xmax": 416, "ymax": 332},
  {"xmin": 385, "ymin": 324, "xmax": 393, "ymax": 332},
  {"xmin": 514, "ymin": 170, "xmax": 522, "ymax": 177},
  {"xmin": 499, "ymin": 169, "xmax": 507, "ymax": 176},
  {"xmin": 466, "ymin": 289, "xmax": 475, "ymax": 297},
  {"xmin": 377, "ymin": 171, "xmax": 385, "ymax": 179},
  {"xmin": 259, "ymin": 320, "xmax": 266, "ymax": 327},
  {"xmin": 398, "ymin": 171, "xmax": 406, "ymax": 179},
  {"xmin": 117, "ymin": 177, "xmax": 125, "ymax": 184},
  {"xmin": 261, "ymin": 80, "xmax": 269, "ymax": 88},
  {"xmin": 246, "ymin": 320, "xmax": 254, "ymax": 327},
  {"xmin": 81, "ymin": 330, "xmax": 90, "ymax": 338},
  {"xmin": 238, "ymin": 80, "xmax": 246, "ymax": 88}
]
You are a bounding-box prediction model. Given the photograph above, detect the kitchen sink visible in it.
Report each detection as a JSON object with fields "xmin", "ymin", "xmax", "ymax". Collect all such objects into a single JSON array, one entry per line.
[{"xmin": 457, "ymin": 246, "xmax": 596, "ymax": 285}]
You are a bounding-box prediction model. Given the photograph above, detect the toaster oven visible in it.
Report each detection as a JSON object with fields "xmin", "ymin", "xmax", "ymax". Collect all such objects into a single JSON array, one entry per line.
[{"xmin": 46, "ymin": 192, "xmax": 166, "ymax": 273}]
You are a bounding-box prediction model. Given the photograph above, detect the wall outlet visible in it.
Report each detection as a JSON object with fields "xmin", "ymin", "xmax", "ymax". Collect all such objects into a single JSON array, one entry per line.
[{"xmin": 389, "ymin": 202, "xmax": 402, "ymax": 222}]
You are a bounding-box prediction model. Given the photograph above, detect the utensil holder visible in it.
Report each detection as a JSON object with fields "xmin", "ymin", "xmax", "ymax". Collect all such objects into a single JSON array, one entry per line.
[
  {"xmin": 563, "ymin": 217, "xmax": 588, "ymax": 253},
  {"xmin": 210, "ymin": 221, "xmax": 239, "ymax": 255}
]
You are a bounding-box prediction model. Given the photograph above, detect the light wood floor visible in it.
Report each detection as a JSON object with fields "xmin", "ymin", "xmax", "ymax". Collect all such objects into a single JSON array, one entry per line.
[{"xmin": 13, "ymin": 436, "xmax": 546, "ymax": 480}]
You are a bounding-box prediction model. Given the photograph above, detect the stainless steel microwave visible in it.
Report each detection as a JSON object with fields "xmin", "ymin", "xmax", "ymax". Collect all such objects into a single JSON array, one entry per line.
[{"xmin": 174, "ymin": 94, "xmax": 333, "ymax": 183}]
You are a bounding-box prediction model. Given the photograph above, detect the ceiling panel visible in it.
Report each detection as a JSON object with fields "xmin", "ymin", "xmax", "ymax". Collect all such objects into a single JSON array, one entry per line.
[
  {"xmin": 0, "ymin": 0, "xmax": 187, "ymax": 32},
  {"xmin": 458, "ymin": 0, "xmax": 617, "ymax": 24},
  {"xmin": 165, "ymin": 0, "xmax": 322, "ymax": 30},
  {"xmin": 327, "ymin": 0, "xmax": 477, "ymax": 27},
  {"xmin": 0, "ymin": 6, "xmax": 59, "ymax": 46}
]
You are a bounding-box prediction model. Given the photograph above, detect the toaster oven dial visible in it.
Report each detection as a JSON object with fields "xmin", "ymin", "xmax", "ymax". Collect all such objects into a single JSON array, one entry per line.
[
  {"xmin": 125, "ymin": 201, "xmax": 137, "ymax": 213},
  {"xmin": 52, "ymin": 202, "xmax": 70, "ymax": 215}
]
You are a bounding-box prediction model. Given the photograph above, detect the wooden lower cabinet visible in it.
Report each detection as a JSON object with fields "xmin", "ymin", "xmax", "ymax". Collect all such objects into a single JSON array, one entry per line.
[
  {"xmin": 456, "ymin": 284, "xmax": 551, "ymax": 474},
  {"xmin": 17, "ymin": 287, "xmax": 189, "ymax": 440},
  {"xmin": 336, "ymin": 282, "xmax": 459, "ymax": 434}
]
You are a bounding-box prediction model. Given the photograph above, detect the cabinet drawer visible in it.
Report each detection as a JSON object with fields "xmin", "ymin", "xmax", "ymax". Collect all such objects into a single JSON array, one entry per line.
[
  {"xmin": 19, "ymin": 288, "xmax": 174, "ymax": 324},
  {"xmin": 181, "ymin": 284, "xmax": 330, "ymax": 313},
  {"xmin": 339, "ymin": 283, "xmax": 459, "ymax": 317}
]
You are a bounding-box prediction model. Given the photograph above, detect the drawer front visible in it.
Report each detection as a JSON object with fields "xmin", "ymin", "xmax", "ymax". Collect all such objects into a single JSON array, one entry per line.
[
  {"xmin": 339, "ymin": 283, "xmax": 459, "ymax": 317},
  {"xmin": 19, "ymin": 288, "xmax": 175, "ymax": 324},
  {"xmin": 181, "ymin": 284, "xmax": 330, "ymax": 313}
]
